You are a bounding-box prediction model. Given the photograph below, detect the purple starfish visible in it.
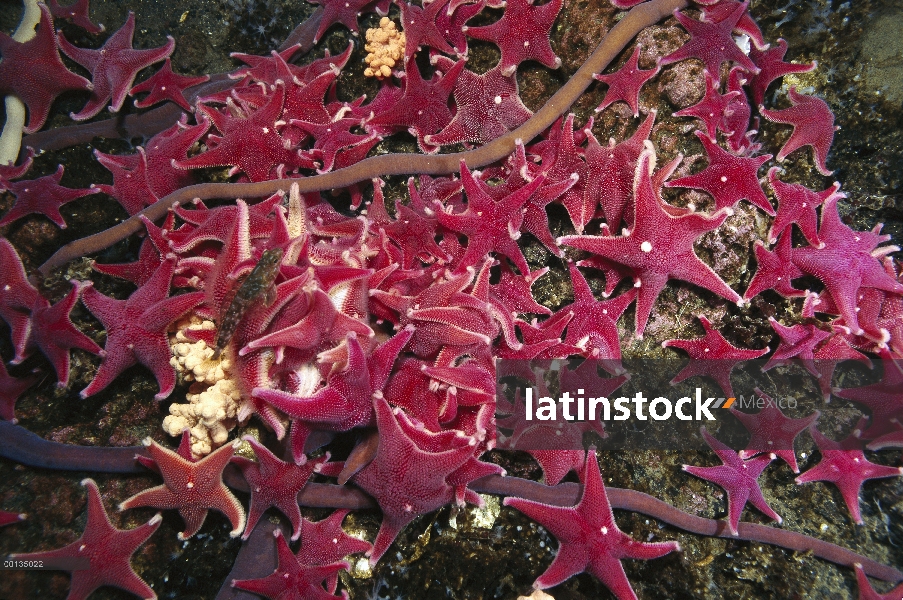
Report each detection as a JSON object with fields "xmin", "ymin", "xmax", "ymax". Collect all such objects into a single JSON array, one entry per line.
[
  {"xmin": 129, "ymin": 57, "xmax": 209, "ymax": 111},
  {"xmin": 505, "ymin": 449, "xmax": 680, "ymax": 598},
  {"xmin": 660, "ymin": 2, "xmax": 758, "ymax": 75}
]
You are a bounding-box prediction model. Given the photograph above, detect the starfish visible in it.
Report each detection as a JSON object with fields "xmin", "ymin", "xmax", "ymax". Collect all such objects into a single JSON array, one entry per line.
[
  {"xmin": 15, "ymin": 280, "xmax": 102, "ymax": 387},
  {"xmin": 399, "ymin": 0, "xmax": 456, "ymax": 60},
  {"xmin": 366, "ymin": 58, "xmax": 465, "ymax": 153},
  {"xmin": 0, "ymin": 4, "xmax": 91, "ymax": 133},
  {"xmin": 253, "ymin": 328, "xmax": 412, "ymax": 461},
  {"xmin": 232, "ymin": 436, "xmax": 329, "ymax": 541},
  {"xmin": 558, "ymin": 263, "xmax": 636, "ymax": 371},
  {"xmin": 13, "ymin": 479, "xmax": 161, "ymax": 600},
  {"xmin": 435, "ymin": 160, "xmax": 544, "ymax": 276},
  {"xmin": 730, "ymin": 389, "xmax": 820, "ymax": 473},
  {"xmin": 743, "ymin": 233, "xmax": 806, "ymax": 300},
  {"xmin": 0, "ymin": 508, "xmax": 25, "ymax": 527},
  {"xmin": 672, "ymin": 70, "xmax": 740, "ymax": 141},
  {"xmin": 795, "ymin": 424, "xmax": 903, "ymax": 524},
  {"xmin": 463, "ymin": 0, "xmax": 563, "ymax": 76},
  {"xmin": 121, "ymin": 437, "xmax": 246, "ymax": 539},
  {"xmin": 683, "ymin": 427, "xmax": 781, "ymax": 536},
  {"xmin": 767, "ymin": 167, "xmax": 842, "ymax": 248},
  {"xmin": 504, "ymin": 449, "xmax": 680, "ymax": 597},
  {"xmin": 854, "ymin": 563, "xmax": 903, "ymax": 600},
  {"xmin": 79, "ymin": 257, "xmax": 205, "ymax": 400},
  {"xmin": 663, "ymin": 315, "xmax": 768, "ymax": 398},
  {"xmin": 560, "ymin": 144, "xmax": 741, "ymax": 338},
  {"xmin": 749, "ymin": 39, "xmax": 816, "ymax": 106},
  {"xmin": 0, "ymin": 164, "xmax": 100, "ymax": 229},
  {"xmin": 660, "ymin": 2, "xmax": 758, "ymax": 75},
  {"xmin": 762, "ymin": 318, "xmax": 831, "ymax": 377},
  {"xmin": 46, "ymin": 0, "xmax": 105, "ymax": 33},
  {"xmin": 0, "ymin": 360, "xmax": 38, "ymax": 423},
  {"xmin": 584, "ymin": 110, "xmax": 656, "ymax": 230},
  {"xmin": 665, "ymin": 131, "xmax": 774, "ymax": 215},
  {"xmin": 425, "ymin": 61, "xmax": 533, "ymax": 147},
  {"xmin": 759, "ymin": 86, "xmax": 838, "ymax": 176},
  {"xmin": 593, "ymin": 45, "xmax": 660, "ymax": 117},
  {"xmin": 129, "ymin": 57, "xmax": 209, "ymax": 111},
  {"xmin": 59, "ymin": 11, "xmax": 174, "ymax": 120},
  {"xmin": 350, "ymin": 395, "xmax": 477, "ymax": 564},
  {"xmin": 0, "ymin": 238, "xmax": 44, "ymax": 362},
  {"xmin": 790, "ymin": 197, "xmax": 903, "ymax": 336},
  {"xmin": 231, "ymin": 529, "xmax": 349, "ymax": 600},
  {"xmin": 175, "ymin": 85, "xmax": 313, "ymax": 181},
  {"xmin": 833, "ymin": 356, "xmax": 903, "ymax": 440},
  {"xmin": 307, "ymin": 0, "xmax": 386, "ymax": 43}
]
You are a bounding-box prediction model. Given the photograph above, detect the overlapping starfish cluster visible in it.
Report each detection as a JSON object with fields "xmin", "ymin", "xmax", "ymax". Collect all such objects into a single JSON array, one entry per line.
[{"xmin": 2, "ymin": 0, "xmax": 903, "ymax": 598}]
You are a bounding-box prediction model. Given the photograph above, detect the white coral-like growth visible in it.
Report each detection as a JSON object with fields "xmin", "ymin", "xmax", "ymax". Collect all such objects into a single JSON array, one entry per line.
[
  {"xmin": 165, "ymin": 317, "xmax": 239, "ymax": 457},
  {"xmin": 364, "ymin": 17, "xmax": 405, "ymax": 79}
]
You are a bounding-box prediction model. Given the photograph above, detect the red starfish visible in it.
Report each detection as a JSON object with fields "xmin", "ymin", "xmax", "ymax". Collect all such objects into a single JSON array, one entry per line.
[
  {"xmin": 0, "ymin": 360, "xmax": 38, "ymax": 423},
  {"xmin": 767, "ymin": 167, "xmax": 842, "ymax": 248},
  {"xmin": 121, "ymin": 437, "xmax": 246, "ymax": 539},
  {"xmin": 367, "ymin": 180, "xmax": 450, "ymax": 268},
  {"xmin": 232, "ymin": 436, "xmax": 330, "ymax": 541},
  {"xmin": 400, "ymin": 0, "xmax": 457, "ymax": 60},
  {"xmin": 175, "ymin": 85, "xmax": 313, "ymax": 181},
  {"xmin": 683, "ymin": 427, "xmax": 781, "ymax": 536},
  {"xmin": 560, "ymin": 144, "xmax": 741, "ymax": 338},
  {"xmin": 366, "ymin": 58, "xmax": 465, "ymax": 153},
  {"xmin": 558, "ymin": 263, "xmax": 636, "ymax": 371},
  {"xmin": 854, "ymin": 563, "xmax": 903, "ymax": 600},
  {"xmin": 47, "ymin": 0, "xmax": 105, "ymax": 34},
  {"xmin": 350, "ymin": 395, "xmax": 477, "ymax": 564},
  {"xmin": 743, "ymin": 233, "xmax": 806, "ymax": 300},
  {"xmin": 749, "ymin": 39, "xmax": 815, "ymax": 106},
  {"xmin": 672, "ymin": 70, "xmax": 740, "ymax": 141},
  {"xmin": 585, "ymin": 110, "xmax": 656, "ymax": 230},
  {"xmin": 795, "ymin": 424, "xmax": 903, "ymax": 524},
  {"xmin": 660, "ymin": 2, "xmax": 758, "ymax": 75},
  {"xmin": 0, "ymin": 508, "xmax": 25, "ymax": 527},
  {"xmin": 504, "ymin": 449, "xmax": 680, "ymax": 597},
  {"xmin": 59, "ymin": 11, "xmax": 174, "ymax": 120},
  {"xmin": 790, "ymin": 197, "xmax": 903, "ymax": 335},
  {"xmin": 14, "ymin": 280, "xmax": 102, "ymax": 387},
  {"xmin": 0, "ymin": 238, "xmax": 44, "ymax": 362},
  {"xmin": 307, "ymin": 0, "xmax": 387, "ymax": 43},
  {"xmin": 79, "ymin": 257, "xmax": 205, "ymax": 400},
  {"xmin": 253, "ymin": 328, "xmax": 413, "ymax": 462},
  {"xmin": 663, "ymin": 315, "xmax": 768, "ymax": 398},
  {"xmin": 463, "ymin": 0, "xmax": 563, "ymax": 76},
  {"xmin": 436, "ymin": 160, "xmax": 544, "ymax": 276},
  {"xmin": 665, "ymin": 131, "xmax": 773, "ymax": 215},
  {"xmin": 231, "ymin": 529, "xmax": 349, "ymax": 600},
  {"xmin": 0, "ymin": 147, "xmax": 34, "ymax": 185},
  {"xmin": 833, "ymin": 356, "xmax": 903, "ymax": 440},
  {"xmin": 0, "ymin": 164, "xmax": 99, "ymax": 229},
  {"xmin": 0, "ymin": 4, "xmax": 91, "ymax": 133},
  {"xmin": 425, "ymin": 61, "xmax": 533, "ymax": 147},
  {"xmin": 730, "ymin": 389, "xmax": 820, "ymax": 473},
  {"xmin": 129, "ymin": 57, "xmax": 209, "ymax": 111},
  {"xmin": 13, "ymin": 479, "xmax": 161, "ymax": 600},
  {"xmin": 699, "ymin": 0, "xmax": 766, "ymax": 51},
  {"xmin": 594, "ymin": 45, "xmax": 660, "ymax": 117},
  {"xmin": 760, "ymin": 86, "xmax": 838, "ymax": 176},
  {"xmin": 721, "ymin": 66, "xmax": 755, "ymax": 154},
  {"xmin": 762, "ymin": 318, "xmax": 831, "ymax": 377}
]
